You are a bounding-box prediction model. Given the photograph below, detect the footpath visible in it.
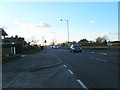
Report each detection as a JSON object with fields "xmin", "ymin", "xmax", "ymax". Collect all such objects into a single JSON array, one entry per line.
[{"xmin": 2, "ymin": 48, "xmax": 82, "ymax": 88}]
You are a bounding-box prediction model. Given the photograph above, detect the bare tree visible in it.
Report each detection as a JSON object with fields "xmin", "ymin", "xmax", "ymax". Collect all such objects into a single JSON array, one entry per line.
[
  {"xmin": 50, "ymin": 41, "xmax": 55, "ymax": 45},
  {"xmin": 96, "ymin": 36, "xmax": 108, "ymax": 44},
  {"xmin": 26, "ymin": 36, "xmax": 39, "ymax": 45},
  {"xmin": 96, "ymin": 37, "xmax": 103, "ymax": 43}
]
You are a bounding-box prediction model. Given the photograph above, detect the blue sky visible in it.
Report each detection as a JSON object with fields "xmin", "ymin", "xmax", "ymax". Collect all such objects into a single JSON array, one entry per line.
[{"xmin": 0, "ymin": 2, "xmax": 118, "ymax": 45}]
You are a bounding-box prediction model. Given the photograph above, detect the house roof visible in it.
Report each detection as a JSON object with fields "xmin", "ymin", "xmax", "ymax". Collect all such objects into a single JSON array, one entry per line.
[
  {"xmin": 0, "ymin": 42, "xmax": 15, "ymax": 45},
  {"xmin": 6, "ymin": 37, "xmax": 25, "ymax": 44},
  {"xmin": 0, "ymin": 28, "xmax": 8, "ymax": 36}
]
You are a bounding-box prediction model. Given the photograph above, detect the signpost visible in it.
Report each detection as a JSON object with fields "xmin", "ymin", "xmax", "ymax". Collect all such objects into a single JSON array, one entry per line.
[{"xmin": 44, "ymin": 40, "xmax": 47, "ymax": 46}]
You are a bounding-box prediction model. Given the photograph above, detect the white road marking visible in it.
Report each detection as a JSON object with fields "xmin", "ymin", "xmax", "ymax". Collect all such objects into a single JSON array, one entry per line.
[
  {"xmin": 4, "ymin": 72, "xmax": 25, "ymax": 88},
  {"xmin": 77, "ymin": 79, "xmax": 88, "ymax": 89},
  {"xmin": 68, "ymin": 70, "xmax": 74, "ymax": 75},
  {"xmin": 74, "ymin": 53, "xmax": 83, "ymax": 57},
  {"xmin": 39, "ymin": 54, "xmax": 43, "ymax": 55},
  {"xmin": 39, "ymin": 53, "xmax": 52, "ymax": 56},
  {"xmin": 89, "ymin": 57, "xmax": 107, "ymax": 62},
  {"xmin": 95, "ymin": 58, "xmax": 107, "ymax": 62},
  {"xmin": 21, "ymin": 55, "xmax": 27, "ymax": 57},
  {"xmin": 64, "ymin": 65, "xmax": 67, "ymax": 68},
  {"xmin": 91, "ymin": 52, "xmax": 94, "ymax": 53},
  {"xmin": 100, "ymin": 53, "xmax": 107, "ymax": 56}
]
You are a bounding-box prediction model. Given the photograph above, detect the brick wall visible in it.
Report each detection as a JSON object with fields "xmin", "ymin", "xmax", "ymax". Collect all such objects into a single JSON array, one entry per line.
[{"xmin": 2, "ymin": 48, "xmax": 11, "ymax": 54}]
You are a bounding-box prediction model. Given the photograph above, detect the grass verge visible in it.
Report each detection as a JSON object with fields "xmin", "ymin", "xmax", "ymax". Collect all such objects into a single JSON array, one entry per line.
[{"xmin": 59, "ymin": 46, "xmax": 120, "ymax": 51}]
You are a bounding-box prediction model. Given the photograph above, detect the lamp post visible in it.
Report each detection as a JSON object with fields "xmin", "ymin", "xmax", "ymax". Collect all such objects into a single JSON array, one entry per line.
[
  {"xmin": 60, "ymin": 19, "xmax": 70, "ymax": 47},
  {"xmin": 51, "ymin": 32, "xmax": 56, "ymax": 45},
  {"xmin": 42, "ymin": 36, "xmax": 44, "ymax": 46}
]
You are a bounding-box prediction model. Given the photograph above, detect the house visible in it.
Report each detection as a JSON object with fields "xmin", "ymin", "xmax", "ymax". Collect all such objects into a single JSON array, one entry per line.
[
  {"xmin": 5, "ymin": 35, "xmax": 26, "ymax": 54},
  {"xmin": 0, "ymin": 28, "xmax": 8, "ymax": 39},
  {"xmin": 0, "ymin": 28, "xmax": 17, "ymax": 56},
  {"xmin": 6, "ymin": 35, "xmax": 26, "ymax": 47},
  {"xmin": 78, "ymin": 39, "xmax": 88, "ymax": 46}
]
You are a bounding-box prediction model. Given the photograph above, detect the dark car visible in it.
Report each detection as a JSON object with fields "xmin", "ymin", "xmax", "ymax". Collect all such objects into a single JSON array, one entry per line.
[
  {"xmin": 70, "ymin": 44, "xmax": 82, "ymax": 52},
  {"xmin": 40, "ymin": 46, "xmax": 44, "ymax": 50}
]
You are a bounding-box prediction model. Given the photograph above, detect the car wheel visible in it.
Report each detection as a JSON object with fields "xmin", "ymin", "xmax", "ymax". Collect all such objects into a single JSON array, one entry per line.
[{"xmin": 80, "ymin": 50, "xmax": 82, "ymax": 53}]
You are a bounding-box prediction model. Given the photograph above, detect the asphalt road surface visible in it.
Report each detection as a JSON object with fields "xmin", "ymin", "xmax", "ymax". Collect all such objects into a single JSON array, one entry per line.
[
  {"xmin": 3, "ymin": 47, "xmax": 118, "ymax": 88},
  {"xmin": 3, "ymin": 48, "xmax": 81, "ymax": 88},
  {"xmin": 48, "ymin": 47, "xmax": 118, "ymax": 88}
]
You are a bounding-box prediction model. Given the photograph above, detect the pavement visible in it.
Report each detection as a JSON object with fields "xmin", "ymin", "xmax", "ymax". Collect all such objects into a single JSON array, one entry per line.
[{"xmin": 2, "ymin": 48, "xmax": 82, "ymax": 88}]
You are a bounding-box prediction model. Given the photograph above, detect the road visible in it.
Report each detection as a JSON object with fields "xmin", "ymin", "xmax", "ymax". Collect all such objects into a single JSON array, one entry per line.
[
  {"xmin": 3, "ymin": 48, "xmax": 81, "ymax": 88},
  {"xmin": 3, "ymin": 47, "xmax": 118, "ymax": 88},
  {"xmin": 48, "ymin": 47, "xmax": 118, "ymax": 88}
]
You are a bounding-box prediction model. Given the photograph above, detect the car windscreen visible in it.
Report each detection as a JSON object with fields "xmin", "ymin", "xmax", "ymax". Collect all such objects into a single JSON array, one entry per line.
[{"xmin": 73, "ymin": 45, "xmax": 80, "ymax": 47}]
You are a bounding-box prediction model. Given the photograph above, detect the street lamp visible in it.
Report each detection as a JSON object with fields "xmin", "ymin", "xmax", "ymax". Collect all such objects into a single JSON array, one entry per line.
[
  {"xmin": 42, "ymin": 36, "xmax": 44, "ymax": 46},
  {"xmin": 60, "ymin": 19, "xmax": 70, "ymax": 46},
  {"xmin": 51, "ymin": 32, "xmax": 56, "ymax": 45}
]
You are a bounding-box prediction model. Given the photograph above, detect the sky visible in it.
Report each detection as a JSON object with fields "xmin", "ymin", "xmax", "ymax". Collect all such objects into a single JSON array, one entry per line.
[{"xmin": 0, "ymin": 1, "xmax": 119, "ymax": 45}]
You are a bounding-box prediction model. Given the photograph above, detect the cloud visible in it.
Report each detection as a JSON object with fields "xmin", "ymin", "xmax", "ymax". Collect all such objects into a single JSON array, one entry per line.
[
  {"xmin": 89, "ymin": 20, "xmax": 95, "ymax": 23},
  {"xmin": 101, "ymin": 32, "xmax": 119, "ymax": 36},
  {"xmin": 13, "ymin": 20, "xmax": 51, "ymax": 30},
  {"xmin": 111, "ymin": 32, "xmax": 120, "ymax": 35},
  {"xmin": 101, "ymin": 32, "xmax": 110, "ymax": 36},
  {"xmin": 13, "ymin": 20, "xmax": 31, "ymax": 28},
  {"xmin": 0, "ymin": 26, "xmax": 8, "ymax": 29},
  {"xmin": 34, "ymin": 22, "xmax": 50, "ymax": 29}
]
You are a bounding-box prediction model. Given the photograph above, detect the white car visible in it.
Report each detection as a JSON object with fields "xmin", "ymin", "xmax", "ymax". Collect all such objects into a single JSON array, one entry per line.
[
  {"xmin": 49, "ymin": 45, "xmax": 53, "ymax": 48},
  {"xmin": 53, "ymin": 45, "xmax": 59, "ymax": 49}
]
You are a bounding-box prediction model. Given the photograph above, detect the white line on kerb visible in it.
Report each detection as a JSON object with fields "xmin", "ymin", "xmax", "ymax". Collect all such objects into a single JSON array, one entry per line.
[
  {"xmin": 68, "ymin": 70, "xmax": 74, "ymax": 75},
  {"xmin": 64, "ymin": 65, "xmax": 67, "ymax": 67},
  {"xmin": 77, "ymin": 79, "xmax": 88, "ymax": 89}
]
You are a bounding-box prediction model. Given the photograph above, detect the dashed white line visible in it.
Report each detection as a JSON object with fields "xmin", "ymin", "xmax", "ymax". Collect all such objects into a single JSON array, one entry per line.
[
  {"xmin": 74, "ymin": 53, "xmax": 83, "ymax": 57},
  {"xmin": 91, "ymin": 52, "xmax": 95, "ymax": 53},
  {"xmin": 64, "ymin": 65, "xmax": 67, "ymax": 68},
  {"xmin": 68, "ymin": 70, "xmax": 74, "ymax": 75},
  {"xmin": 99, "ymin": 53, "xmax": 107, "ymax": 56},
  {"xmin": 49, "ymin": 50, "xmax": 63, "ymax": 61},
  {"xmin": 77, "ymin": 79, "xmax": 88, "ymax": 89},
  {"xmin": 95, "ymin": 58, "xmax": 107, "ymax": 62},
  {"xmin": 89, "ymin": 57, "xmax": 107, "ymax": 62}
]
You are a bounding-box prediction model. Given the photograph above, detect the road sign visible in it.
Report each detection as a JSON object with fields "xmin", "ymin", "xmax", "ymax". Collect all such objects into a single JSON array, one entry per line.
[{"xmin": 44, "ymin": 40, "xmax": 47, "ymax": 43}]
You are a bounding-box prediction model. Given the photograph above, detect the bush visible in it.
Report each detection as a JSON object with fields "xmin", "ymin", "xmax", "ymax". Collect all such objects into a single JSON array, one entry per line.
[{"xmin": 22, "ymin": 46, "xmax": 41, "ymax": 54}]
